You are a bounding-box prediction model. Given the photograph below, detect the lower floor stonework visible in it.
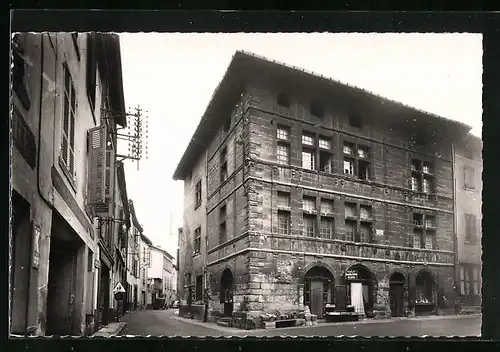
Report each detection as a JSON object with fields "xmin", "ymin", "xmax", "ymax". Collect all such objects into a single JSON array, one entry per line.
[{"xmin": 198, "ymin": 251, "xmax": 456, "ymax": 327}]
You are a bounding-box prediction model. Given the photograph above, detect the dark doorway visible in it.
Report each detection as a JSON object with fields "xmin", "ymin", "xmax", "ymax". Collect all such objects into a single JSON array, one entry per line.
[
  {"xmin": 220, "ymin": 268, "xmax": 234, "ymax": 317},
  {"xmin": 97, "ymin": 264, "xmax": 110, "ymax": 325},
  {"xmin": 304, "ymin": 266, "xmax": 335, "ymax": 318},
  {"xmin": 46, "ymin": 237, "xmax": 79, "ymax": 335},
  {"xmin": 10, "ymin": 192, "xmax": 33, "ymax": 335},
  {"xmin": 415, "ymin": 270, "xmax": 435, "ymax": 316},
  {"xmin": 389, "ymin": 272, "xmax": 405, "ymax": 317}
]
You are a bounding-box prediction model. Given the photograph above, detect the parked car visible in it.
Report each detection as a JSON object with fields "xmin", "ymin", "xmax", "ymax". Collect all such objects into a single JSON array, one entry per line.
[{"xmin": 170, "ymin": 300, "xmax": 180, "ymax": 308}]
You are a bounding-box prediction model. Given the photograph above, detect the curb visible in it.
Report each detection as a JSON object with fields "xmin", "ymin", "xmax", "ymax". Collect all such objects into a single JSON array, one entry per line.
[
  {"xmin": 91, "ymin": 322, "xmax": 127, "ymax": 337},
  {"xmin": 171, "ymin": 316, "xmax": 241, "ymax": 334}
]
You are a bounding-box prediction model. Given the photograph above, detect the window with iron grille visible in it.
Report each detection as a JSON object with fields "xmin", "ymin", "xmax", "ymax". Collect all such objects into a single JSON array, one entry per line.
[
  {"xmin": 195, "ymin": 180, "xmax": 202, "ymax": 208},
  {"xmin": 303, "ymin": 214, "xmax": 316, "ymax": 237},
  {"xmin": 302, "ymin": 196, "xmax": 316, "ymax": 212},
  {"xmin": 278, "ymin": 210, "xmax": 290, "ymax": 235},
  {"xmin": 277, "ymin": 126, "xmax": 290, "ymax": 141},
  {"xmin": 194, "ymin": 227, "xmax": 201, "ymax": 254},
  {"xmin": 61, "ymin": 62, "xmax": 77, "ymax": 178},
  {"xmin": 277, "ymin": 143, "xmax": 289, "ymax": 165},
  {"xmin": 465, "ymin": 213, "xmax": 477, "ymax": 243},
  {"xmin": 320, "ymin": 217, "xmax": 334, "ymax": 239}
]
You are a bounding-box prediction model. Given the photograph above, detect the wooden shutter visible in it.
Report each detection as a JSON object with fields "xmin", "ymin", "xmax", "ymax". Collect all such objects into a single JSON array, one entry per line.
[
  {"xmin": 105, "ymin": 147, "xmax": 115, "ymax": 201},
  {"xmin": 87, "ymin": 125, "xmax": 107, "ymax": 206}
]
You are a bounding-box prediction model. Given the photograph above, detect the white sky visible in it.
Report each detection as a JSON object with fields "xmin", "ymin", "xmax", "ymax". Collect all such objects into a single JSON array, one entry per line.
[{"xmin": 117, "ymin": 33, "xmax": 483, "ymax": 258}]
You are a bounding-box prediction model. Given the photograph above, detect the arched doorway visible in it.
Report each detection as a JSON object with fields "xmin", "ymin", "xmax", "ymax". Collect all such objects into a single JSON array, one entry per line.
[
  {"xmin": 220, "ymin": 268, "xmax": 234, "ymax": 317},
  {"xmin": 415, "ymin": 270, "xmax": 435, "ymax": 316},
  {"xmin": 303, "ymin": 266, "xmax": 334, "ymax": 318},
  {"xmin": 345, "ymin": 264, "xmax": 374, "ymax": 316},
  {"xmin": 389, "ymin": 272, "xmax": 406, "ymax": 317}
]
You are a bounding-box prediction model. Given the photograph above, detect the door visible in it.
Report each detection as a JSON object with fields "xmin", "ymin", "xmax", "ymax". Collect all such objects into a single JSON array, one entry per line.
[
  {"xmin": 310, "ymin": 281, "xmax": 324, "ymax": 318},
  {"xmin": 390, "ymin": 282, "xmax": 404, "ymax": 317}
]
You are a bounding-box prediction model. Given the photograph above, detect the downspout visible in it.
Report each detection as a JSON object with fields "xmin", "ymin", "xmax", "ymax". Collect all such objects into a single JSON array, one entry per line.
[
  {"xmin": 204, "ymin": 150, "xmax": 209, "ymax": 321},
  {"xmin": 451, "ymin": 142, "xmax": 459, "ymax": 312}
]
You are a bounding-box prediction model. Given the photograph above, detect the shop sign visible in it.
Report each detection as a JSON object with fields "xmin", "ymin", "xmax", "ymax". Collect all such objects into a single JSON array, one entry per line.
[{"xmin": 345, "ymin": 269, "xmax": 358, "ymax": 280}]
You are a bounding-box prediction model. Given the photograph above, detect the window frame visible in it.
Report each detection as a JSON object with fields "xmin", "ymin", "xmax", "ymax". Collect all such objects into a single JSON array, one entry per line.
[
  {"xmin": 464, "ymin": 166, "xmax": 475, "ymax": 190},
  {"xmin": 195, "ymin": 180, "xmax": 202, "ymax": 209},
  {"xmin": 410, "ymin": 157, "xmax": 435, "ymax": 195},
  {"xmin": 342, "ymin": 140, "xmax": 371, "ymax": 180},
  {"xmin": 193, "ymin": 227, "xmax": 201, "ymax": 255},
  {"xmin": 464, "ymin": 213, "xmax": 477, "ymax": 244},
  {"xmin": 60, "ymin": 62, "xmax": 78, "ymax": 184},
  {"xmin": 277, "ymin": 210, "xmax": 291, "ymax": 235}
]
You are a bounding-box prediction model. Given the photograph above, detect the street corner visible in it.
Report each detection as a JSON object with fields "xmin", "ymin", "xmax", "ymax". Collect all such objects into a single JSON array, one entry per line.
[{"xmin": 91, "ymin": 322, "xmax": 127, "ymax": 337}]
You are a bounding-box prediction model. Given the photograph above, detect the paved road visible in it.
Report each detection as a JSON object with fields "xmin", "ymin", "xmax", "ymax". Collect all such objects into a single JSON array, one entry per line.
[{"xmin": 119, "ymin": 309, "xmax": 481, "ymax": 337}]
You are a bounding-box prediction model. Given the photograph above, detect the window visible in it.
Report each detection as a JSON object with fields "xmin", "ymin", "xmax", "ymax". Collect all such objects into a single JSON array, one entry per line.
[
  {"xmin": 277, "ymin": 126, "xmax": 290, "ymax": 141},
  {"xmin": 219, "ymin": 205, "xmax": 227, "ymax": 244},
  {"xmin": 220, "ymin": 147, "xmax": 228, "ymax": 183},
  {"xmin": 319, "ymin": 138, "xmax": 331, "ymax": 150},
  {"xmin": 302, "ymin": 134, "xmax": 314, "ymax": 146},
  {"xmin": 276, "ymin": 143, "xmax": 289, "ymax": 166},
  {"xmin": 320, "ymin": 217, "xmax": 334, "ymax": 239},
  {"xmin": 410, "ymin": 158, "xmax": 434, "ymax": 194},
  {"xmin": 465, "ymin": 213, "xmax": 477, "ymax": 243},
  {"xmin": 345, "ymin": 220, "xmax": 356, "ymax": 242},
  {"xmin": 302, "ymin": 151, "xmax": 315, "ymax": 170},
  {"xmin": 464, "ymin": 166, "xmax": 475, "ymax": 189},
  {"xmin": 348, "ymin": 114, "xmax": 362, "ymax": 128},
  {"xmin": 360, "ymin": 205, "xmax": 372, "ymax": 220},
  {"xmin": 302, "ymin": 196, "xmax": 316, "ymax": 212},
  {"xmin": 12, "ymin": 34, "xmax": 31, "ymax": 110},
  {"xmin": 459, "ymin": 265, "xmax": 481, "ymax": 296},
  {"xmin": 359, "ymin": 223, "xmax": 372, "ymax": 243},
  {"xmin": 319, "ymin": 151, "xmax": 332, "ymax": 173},
  {"xmin": 277, "ymin": 93, "xmax": 291, "ymax": 108},
  {"xmin": 343, "ymin": 142, "xmax": 371, "ymax": 180},
  {"xmin": 320, "ymin": 199, "xmax": 334, "ymax": 214},
  {"xmin": 310, "ymin": 100, "xmax": 324, "ymax": 118},
  {"xmin": 61, "ymin": 62, "xmax": 77, "ymax": 178},
  {"xmin": 278, "ymin": 192, "xmax": 290, "ymax": 208},
  {"xmin": 345, "ymin": 202, "xmax": 356, "ymax": 218},
  {"xmin": 303, "ymin": 214, "xmax": 316, "ymax": 237},
  {"xmin": 413, "ymin": 229, "xmax": 423, "ymax": 249},
  {"xmin": 193, "ymin": 227, "xmax": 201, "ymax": 254},
  {"xmin": 195, "ymin": 180, "xmax": 202, "ymax": 208},
  {"xmin": 278, "ymin": 210, "xmax": 290, "ymax": 235},
  {"xmin": 343, "ymin": 160, "xmax": 354, "ymax": 175},
  {"xmin": 195, "ymin": 275, "xmax": 203, "ymax": 301},
  {"xmin": 413, "ymin": 213, "xmax": 435, "ymax": 249}
]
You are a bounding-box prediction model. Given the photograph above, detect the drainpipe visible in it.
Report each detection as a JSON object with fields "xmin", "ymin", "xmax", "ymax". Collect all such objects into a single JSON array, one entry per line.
[
  {"xmin": 451, "ymin": 142, "xmax": 459, "ymax": 312},
  {"xmin": 204, "ymin": 150, "xmax": 209, "ymax": 321}
]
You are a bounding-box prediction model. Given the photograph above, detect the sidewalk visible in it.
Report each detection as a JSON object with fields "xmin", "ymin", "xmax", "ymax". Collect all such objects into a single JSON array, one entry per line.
[
  {"xmin": 171, "ymin": 312, "xmax": 481, "ymax": 334},
  {"xmin": 91, "ymin": 322, "xmax": 127, "ymax": 337}
]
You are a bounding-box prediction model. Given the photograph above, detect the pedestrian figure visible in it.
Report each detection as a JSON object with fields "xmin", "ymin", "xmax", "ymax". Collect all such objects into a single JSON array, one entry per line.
[{"xmin": 203, "ymin": 287, "xmax": 213, "ymax": 322}]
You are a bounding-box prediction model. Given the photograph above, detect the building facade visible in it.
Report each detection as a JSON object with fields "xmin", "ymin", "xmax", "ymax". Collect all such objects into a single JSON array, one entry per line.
[
  {"xmin": 173, "ymin": 51, "xmax": 474, "ymax": 322},
  {"xmin": 148, "ymin": 245, "xmax": 176, "ymax": 307},
  {"xmin": 453, "ymin": 134, "xmax": 482, "ymax": 309},
  {"xmin": 10, "ymin": 33, "xmax": 126, "ymax": 336}
]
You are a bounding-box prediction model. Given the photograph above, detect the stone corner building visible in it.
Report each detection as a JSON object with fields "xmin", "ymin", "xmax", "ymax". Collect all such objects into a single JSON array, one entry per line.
[{"xmin": 172, "ymin": 51, "xmax": 474, "ymax": 321}]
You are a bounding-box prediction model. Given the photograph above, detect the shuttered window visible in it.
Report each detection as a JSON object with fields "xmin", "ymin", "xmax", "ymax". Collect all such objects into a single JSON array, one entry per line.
[
  {"xmin": 61, "ymin": 63, "xmax": 77, "ymax": 178},
  {"xmin": 88, "ymin": 125, "xmax": 107, "ymax": 207}
]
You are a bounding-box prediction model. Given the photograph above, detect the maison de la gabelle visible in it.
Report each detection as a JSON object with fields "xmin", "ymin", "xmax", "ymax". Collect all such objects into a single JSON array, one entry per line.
[{"xmin": 173, "ymin": 51, "xmax": 482, "ymax": 320}]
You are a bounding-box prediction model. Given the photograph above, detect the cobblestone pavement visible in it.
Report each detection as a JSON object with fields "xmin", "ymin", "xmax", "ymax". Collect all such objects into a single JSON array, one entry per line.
[{"xmin": 119, "ymin": 309, "xmax": 481, "ymax": 337}]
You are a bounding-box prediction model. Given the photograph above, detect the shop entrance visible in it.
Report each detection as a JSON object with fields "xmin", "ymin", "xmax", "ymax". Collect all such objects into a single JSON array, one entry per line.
[
  {"xmin": 345, "ymin": 264, "xmax": 374, "ymax": 316},
  {"xmin": 220, "ymin": 268, "xmax": 233, "ymax": 317},
  {"xmin": 304, "ymin": 266, "xmax": 335, "ymax": 318},
  {"xmin": 389, "ymin": 272, "xmax": 405, "ymax": 317}
]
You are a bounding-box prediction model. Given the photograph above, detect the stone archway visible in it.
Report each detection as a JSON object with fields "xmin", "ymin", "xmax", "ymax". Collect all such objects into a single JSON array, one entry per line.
[
  {"xmin": 389, "ymin": 272, "xmax": 406, "ymax": 317},
  {"xmin": 303, "ymin": 266, "xmax": 335, "ymax": 318},
  {"xmin": 220, "ymin": 268, "xmax": 234, "ymax": 317},
  {"xmin": 345, "ymin": 264, "xmax": 375, "ymax": 316}
]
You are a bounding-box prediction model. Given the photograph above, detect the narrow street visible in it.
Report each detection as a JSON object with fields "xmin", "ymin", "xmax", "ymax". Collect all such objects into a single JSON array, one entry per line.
[{"xmin": 119, "ymin": 309, "xmax": 481, "ymax": 337}]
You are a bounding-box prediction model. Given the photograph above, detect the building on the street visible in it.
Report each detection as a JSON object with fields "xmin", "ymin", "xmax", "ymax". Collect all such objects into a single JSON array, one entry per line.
[
  {"xmin": 172, "ymin": 51, "xmax": 475, "ymax": 323},
  {"xmin": 138, "ymin": 233, "xmax": 153, "ymax": 309},
  {"xmin": 125, "ymin": 200, "xmax": 143, "ymax": 311},
  {"xmin": 453, "ymin": 133, "xmax": 482, "ymax": 310},
  {"xmin": 148, "ymin": 245, "xmax": 176, "ymax": 308},
  {"xmin": 10, "ymin": 33, "xmax": 127, "ymax": 336}
]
